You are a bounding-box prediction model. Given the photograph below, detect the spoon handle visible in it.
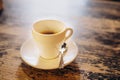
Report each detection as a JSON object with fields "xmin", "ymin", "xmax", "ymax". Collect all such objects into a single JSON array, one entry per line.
[{"xmin": 59, "ymin": 53, "xmax": 64, "ymax": 69}]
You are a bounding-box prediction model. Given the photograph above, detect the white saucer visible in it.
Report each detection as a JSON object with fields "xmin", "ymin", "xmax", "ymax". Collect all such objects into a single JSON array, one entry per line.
[{"xmin": 20, "ymin": 39, "xmax": 78, "ymax": 70}]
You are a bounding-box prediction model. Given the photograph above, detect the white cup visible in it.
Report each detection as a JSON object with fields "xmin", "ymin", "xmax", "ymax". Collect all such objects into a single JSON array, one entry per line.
[{"xmin": 32, "ymin": 20, "xmax": 73, "ymax": 59}]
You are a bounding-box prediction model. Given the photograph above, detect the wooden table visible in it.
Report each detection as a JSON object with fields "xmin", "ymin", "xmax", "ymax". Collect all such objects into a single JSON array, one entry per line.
[{"xmin": 0, "ymin": 0, "xmax": 120, "ymax": 80}]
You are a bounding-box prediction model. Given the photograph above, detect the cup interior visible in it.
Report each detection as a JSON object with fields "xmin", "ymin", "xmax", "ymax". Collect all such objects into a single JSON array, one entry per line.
[{"xmin": 33, "ymin": 20, "xmax": 65, "ymax": 35}]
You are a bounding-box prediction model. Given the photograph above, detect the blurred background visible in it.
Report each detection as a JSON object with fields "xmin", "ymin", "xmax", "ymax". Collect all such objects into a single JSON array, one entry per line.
[{"xmin": 0, "ymin": 0, "xmax": 120, "ymax": 26}]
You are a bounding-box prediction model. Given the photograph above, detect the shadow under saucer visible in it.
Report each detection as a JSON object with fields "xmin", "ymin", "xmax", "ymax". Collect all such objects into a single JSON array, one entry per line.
[{"xmin": 16, "ymin": 61, "xmax": 81, "ymax": 80}]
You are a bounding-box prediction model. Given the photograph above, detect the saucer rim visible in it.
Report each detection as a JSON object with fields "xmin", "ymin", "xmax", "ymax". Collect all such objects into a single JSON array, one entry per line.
[{"xmin": 20, "ymin": 39, "xmax": 78, "ymax": 70}]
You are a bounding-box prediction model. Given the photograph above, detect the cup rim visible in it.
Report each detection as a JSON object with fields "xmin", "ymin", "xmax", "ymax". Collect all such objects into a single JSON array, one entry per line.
[{"xmin": 32, "ymin": 19, "xmax": 66, "ymax": 36}]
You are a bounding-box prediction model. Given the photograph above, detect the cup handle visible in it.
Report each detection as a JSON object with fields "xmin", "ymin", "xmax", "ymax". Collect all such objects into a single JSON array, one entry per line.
[{"xmin": 64, "ymin": 28, "xmax": 73, "ymax": 41}]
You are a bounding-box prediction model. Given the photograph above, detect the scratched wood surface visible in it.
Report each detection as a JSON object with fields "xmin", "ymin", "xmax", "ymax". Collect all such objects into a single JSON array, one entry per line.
[{"xmin": 0, "ymin": 0, "xmax": 120, "ymax": 80}]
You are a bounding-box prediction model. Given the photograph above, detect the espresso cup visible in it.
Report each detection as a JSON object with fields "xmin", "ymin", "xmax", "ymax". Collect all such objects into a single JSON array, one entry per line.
[{"xmin": 32, "ymin": 20, "xmax": 73, "ymax": 59}]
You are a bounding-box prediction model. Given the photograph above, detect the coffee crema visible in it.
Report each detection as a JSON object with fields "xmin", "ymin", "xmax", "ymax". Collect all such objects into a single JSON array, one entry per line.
[{"xmin": 41, "ymin": 31, "xmax": 56, "ymax": 35}]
